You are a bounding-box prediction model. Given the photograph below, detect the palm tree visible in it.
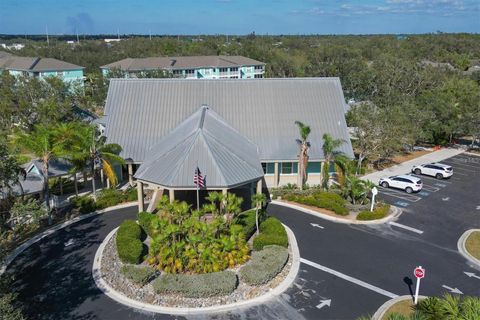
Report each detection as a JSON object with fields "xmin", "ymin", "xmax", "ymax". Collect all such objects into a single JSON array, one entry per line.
[
  {"xmin": 251, "ymin": 193, "xmax": 267, "ymax": 235},
  {"xmin": 321, "ymin": 133, "xmax": 345, "ymax": 189},
  {"xmin": 12, "ymin": 124, "xmax": 67, "ymax": 223},
  {"xmin": 294, "ymin": 121, "xmax": 311, "ymax": 190}
]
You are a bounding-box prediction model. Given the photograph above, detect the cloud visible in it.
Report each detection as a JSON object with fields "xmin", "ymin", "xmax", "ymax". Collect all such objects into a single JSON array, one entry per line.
[{"xmin": 66, "ymin": 12, "xmax": 95, "ymax": 34}]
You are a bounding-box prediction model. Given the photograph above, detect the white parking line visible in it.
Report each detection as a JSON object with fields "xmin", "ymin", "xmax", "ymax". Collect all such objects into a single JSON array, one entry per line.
[
  {"xmin": 300, "ymin": 258, "xmax": 399, "ymax": 299},
  {"xmin": 378, "ymin": 187, "xmax": 421, "ymax": 202},
  {"xmin": 442, "ymin": 161, "xmax": 480, "ymax": 170},
  {"xmin": 389, "ymin": 222, "xmax": 424, "ymax": 234},
  {"xmin": 411, "ymin": 174, "xmax": 452, "ymax": 184},
  {"xmin": 422, "ymin": 185, "xmax": 440, "ymax": 192}
]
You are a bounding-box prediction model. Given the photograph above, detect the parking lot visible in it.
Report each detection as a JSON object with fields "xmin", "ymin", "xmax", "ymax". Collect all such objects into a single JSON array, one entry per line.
[{"xmin": 377, "ymin": 153, "xmax": 480, "ymax": 247}]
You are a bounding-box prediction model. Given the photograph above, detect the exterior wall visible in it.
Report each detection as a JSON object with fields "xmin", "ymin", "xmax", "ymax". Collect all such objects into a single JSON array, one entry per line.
[
  {"xmin": 262, "ymin": 161, "xmax": 323, "ymax": 188},
  {"xmin": 7, "ymin": 68, "xmax": 84, "ymax": 86}
]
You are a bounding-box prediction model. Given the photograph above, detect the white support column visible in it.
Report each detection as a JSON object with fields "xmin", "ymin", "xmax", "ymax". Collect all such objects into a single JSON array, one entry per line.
[
  {"xmin": 169, "ymin": 189, "xmax": 175, "ymax": 203},
  {"xmin": 100, "ymin": 169, "xmax": 105, "ymax": 187},
  {"xmin": 274, "ymin": 162, "xmax": 279, "ymax": 187},
  {"xmin": 147, "ymin": 188, "xmax": 164, "ymax": 212},
  {"xmin": 257, "ymin": 179, "xmax": 262, "ymax": 194},
  {"xmin": 128, "ymin": 164, "xmax": 133, "ymax": 186},
  {"xmin": 137, "ymin": 181, "xmax": 144, "ymax": 212}
]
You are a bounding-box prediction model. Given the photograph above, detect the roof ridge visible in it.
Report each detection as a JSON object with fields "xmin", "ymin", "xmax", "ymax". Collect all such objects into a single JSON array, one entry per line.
[{"xmin": 199, "ymin": 131, "xmax": 227, "ymax": 186}]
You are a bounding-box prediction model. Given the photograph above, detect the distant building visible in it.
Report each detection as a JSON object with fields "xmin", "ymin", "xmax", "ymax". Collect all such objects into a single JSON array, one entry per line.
[
  {"xmin": 0, "ymin": 43, "xmax": 25, "ymax": 50},
  {"xmin": 100, "ymin": 55, "xmax": 265, "ymax": 79},
  {"xmin": 104, "ymin": 38, "xmax": 122, "ymax": 43},
  {"xmin": 0, "ymin": 55, "xmax": 85, "ymax": 85}
]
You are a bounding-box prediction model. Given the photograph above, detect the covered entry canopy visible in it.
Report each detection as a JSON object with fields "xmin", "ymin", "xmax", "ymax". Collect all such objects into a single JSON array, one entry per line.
[{"xmin": 134, "ymin": 105, "xmax": 264, "ymax": 189}]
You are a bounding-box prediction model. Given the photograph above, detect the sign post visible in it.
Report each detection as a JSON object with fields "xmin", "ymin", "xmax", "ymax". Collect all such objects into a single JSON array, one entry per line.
[
  {"xmin": 370, "ymin": 187, "xmax": 378, "ymax": 212},
  {"xmin": 414, "ymin": 266, "xmax": 425, "ymax": 304}
]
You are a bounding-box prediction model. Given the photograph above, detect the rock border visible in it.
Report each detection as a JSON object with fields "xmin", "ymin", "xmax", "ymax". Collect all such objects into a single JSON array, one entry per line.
[
  {"xmin": 92, "ymin": 223, "xmax": 300, "ymax": 315},
  {"xmin": 372, "ymin": 295, "xmax": 427, "ymax": 320},
  {"xmin": 271, "ymin": 200, "xmax": 402, "ymax": 225},
  {"xmin": 457, "ymin": 229, "xmax": 480, "ymax": 268},
  {"xmin": 0, "ymin": 201, "xmax": 140, "ymax": 276}
]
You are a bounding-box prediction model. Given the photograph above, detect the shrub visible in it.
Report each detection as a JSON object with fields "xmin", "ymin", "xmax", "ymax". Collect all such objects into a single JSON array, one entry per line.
[
  {"xmin": 70, "ymin": 195, "xmax": 96, "ymax": 214},
  {"xmin": 283, "ymin": 191, "xmax": 348, "ymax": 216},
  {"xmin": 253, "ymin": 217, "xmax": 288, "ymax": 250},
  {"xmin": 121, "ymin": 265, "xmax": 157, "ymax": 286},
  {"xmin": 152, "ymin": 270, "xmax": 237, "ymax": 298},
  {"xmin": 116, "ymin": 220, "xmax": 143, "ymax": 264},
  {"xmin": 95, "ymin": 188, "xmax": 124, "ymax": 209},
  {"xmin": 137, "ymin": 212, "xmax": 155, "ymax": 237},
  {"xmin": 123, "ymin": 187, "xmax": 138, "ymax": 202},
  {"xmin": 234, "ymin": 210, "xmax": 259, "ymax": 239},
  {"xmin": 240, "ymin": 245, "xmax": 289, "ymax": 285},
  {"xmin": 357, "ymin": 204, "xmax": 390, "ymax": 221}
]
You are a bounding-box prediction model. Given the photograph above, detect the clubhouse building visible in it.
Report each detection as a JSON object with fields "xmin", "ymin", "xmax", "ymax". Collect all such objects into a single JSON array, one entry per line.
[{"xmin": 102, "ymin": 78, "xmax": 353, "ymax": 210}]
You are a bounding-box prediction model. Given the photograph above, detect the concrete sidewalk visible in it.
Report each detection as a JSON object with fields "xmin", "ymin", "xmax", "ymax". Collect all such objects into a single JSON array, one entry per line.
[{"xmin": 361, "ymin": 148, "xmax": 464, "ymax": 183}]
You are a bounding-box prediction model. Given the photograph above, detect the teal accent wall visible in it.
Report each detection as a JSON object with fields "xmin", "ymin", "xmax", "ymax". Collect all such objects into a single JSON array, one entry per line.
[{"xmin": 307, "ymin": 162, "xmax": 321, "ymax": 174}]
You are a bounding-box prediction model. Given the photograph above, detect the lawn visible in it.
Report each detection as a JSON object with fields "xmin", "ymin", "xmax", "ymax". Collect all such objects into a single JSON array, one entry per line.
[{"xmin": 465, "ymin": 231, "xmax": 480, "ymax": 260}]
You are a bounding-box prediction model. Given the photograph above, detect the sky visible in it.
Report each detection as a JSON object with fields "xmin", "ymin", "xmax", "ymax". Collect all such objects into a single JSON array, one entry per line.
[{"xmin": 0, "ymin": 0, "xmax": 479, "ymax": 35}]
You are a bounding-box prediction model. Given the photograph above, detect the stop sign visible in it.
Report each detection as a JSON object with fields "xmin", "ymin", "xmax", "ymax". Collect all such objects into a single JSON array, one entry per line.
[{"xmin": 414, "ymin": 267, "xmax": 425, "ymax": 279}]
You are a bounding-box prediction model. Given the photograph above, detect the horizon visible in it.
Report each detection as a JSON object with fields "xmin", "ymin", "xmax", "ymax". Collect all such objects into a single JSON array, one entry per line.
[{"xmin": 1, "ymin": 0, "xmax": 479, "ymax": 35}]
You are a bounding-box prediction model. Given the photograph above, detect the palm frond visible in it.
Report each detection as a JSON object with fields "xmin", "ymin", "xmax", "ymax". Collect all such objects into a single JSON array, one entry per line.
[{"xmin": 102, "ymin": 159, "xmax": 118, "ymax": 187}]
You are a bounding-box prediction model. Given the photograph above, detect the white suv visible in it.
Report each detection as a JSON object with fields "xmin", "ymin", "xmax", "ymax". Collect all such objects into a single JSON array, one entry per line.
[
  {"xmin": 411, "ymin": 163, "xmax": 453, "ymax": 179},
  {"xmin": 379, "ymin": 175, "xmax": 423, "ymax": 193}
]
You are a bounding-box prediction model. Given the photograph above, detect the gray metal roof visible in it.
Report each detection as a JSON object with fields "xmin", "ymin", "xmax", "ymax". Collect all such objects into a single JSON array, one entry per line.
[
  {"xmin": 101, "ymin": 55, "xmax": 265, "ymax": 71},
  {"xmin": 0, "ymin": 56, "xmax": 84, "ymax": 72},
  {"xmin": 0, "ymin": 173, "xmax": 44, "ymax": 199},
  {"xmin": 28, "ymin": 159, "xmax": 73, "ymax": 177},
  {"xmin": 104, "ymin": 78, "xmax": 353, "ymax": 162},
  {"xmin": 134, "ymin": 106, "xmax": 264, "ymax": 188}
]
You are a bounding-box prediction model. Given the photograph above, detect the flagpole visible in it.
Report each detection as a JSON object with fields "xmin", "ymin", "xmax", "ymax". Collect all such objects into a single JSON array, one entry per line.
[{"xmin": 196, "ymin": 183, "xmax": 200, "ymax": 211}]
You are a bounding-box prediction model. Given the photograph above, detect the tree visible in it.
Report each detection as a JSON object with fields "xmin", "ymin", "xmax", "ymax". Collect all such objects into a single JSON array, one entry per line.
[
  {"xmin": 294, "ymin": 121, "xmax": 311, "ymax": 190},
  {"xmin": 251, "ymin": 193, "xmax": 267, "ymax": 235},
  {"xmin": 321, "ymin": 133, "xmax": 345, "ymax": 189},
  {"xmin": 11, "ymin": 124, "xmax": 67, "ymax": 223},
  {"xmin": 0, "ymin": 141, "xmax": 24, "ymax": 198}
]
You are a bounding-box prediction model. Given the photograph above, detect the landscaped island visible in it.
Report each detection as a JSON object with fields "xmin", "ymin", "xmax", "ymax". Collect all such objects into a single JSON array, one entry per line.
[{"xmin": 99, "ymin": 192, "xmax": 293, "ymax": 308}]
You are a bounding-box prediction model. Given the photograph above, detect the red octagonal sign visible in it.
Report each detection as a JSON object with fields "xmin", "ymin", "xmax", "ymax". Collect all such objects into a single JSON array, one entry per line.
[{"xmin": 414, "ymin": 267, "xmax": 425, "ymax": 279}]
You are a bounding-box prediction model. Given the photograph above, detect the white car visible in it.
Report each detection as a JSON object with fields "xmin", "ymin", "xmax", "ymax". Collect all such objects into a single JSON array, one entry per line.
[
  {"xmin": 411, "ymin": 163, "xmax": 453, "ymax": 179},
  {"xmin": 379, "ymin": 175, "xmax": 423, "ymax": 193}
]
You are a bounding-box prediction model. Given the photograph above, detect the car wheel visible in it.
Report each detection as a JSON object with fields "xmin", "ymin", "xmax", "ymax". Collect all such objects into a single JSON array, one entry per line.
[
  {"xmin": 381, "ymin": 182, "xmax": 389, "ymax": 188},
  {"xmin": 405, "ymin": 187, "xmax": 413, "ymax": 194},
  {"xmin": 414, "ymin": 168, "xmax": 421, "ymax": 175},
  {"xmin": 436, "ymin": 173, "xmax": 443, "ymax": 179}
]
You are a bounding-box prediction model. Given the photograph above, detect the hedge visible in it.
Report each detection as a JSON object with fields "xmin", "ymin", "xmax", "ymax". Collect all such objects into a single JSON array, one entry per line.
[
  {"xmin": 116, "ymin": 220, "xmax": 144, "ymax": 264},
  {"xmin": 70, "ymin": 195, "xmax": 96, "ymax": 214},
  {"xmin": 240, "ymin": 245, "xmax": 289, "ymax": 286},
  {"xmin": 121, "ymin": 265, "xmax": 157, "ymax": 286},
  {"xmin": 253, "ymin": 217, "xmax": 288, "ymax": 251},
  {"xmin": 356, "ymin": 204, "xmax": 391, "ymax": 221},
  {"xmin": 283, "ymin": 192, "xmax": 348, "ymax": 216},
  {"xmin": 137, "ymin": 211, "xmax": 156, "ymax": 237},
  {"xmin": 95, "ymin": 189, "xmax": 124, "ymax": 209},
  {"xmin": 233, "ymin": 210, "xmax": 258, "ymax": 239},
  {"xmin": 152, "ymin": 271, "xmax": 238, "ymax": 298}
]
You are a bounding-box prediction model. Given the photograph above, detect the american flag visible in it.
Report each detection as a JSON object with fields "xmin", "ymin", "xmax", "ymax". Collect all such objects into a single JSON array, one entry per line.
[{"xmin": 193, "ymin": 167, "xmax": 205, "ymax": 188}]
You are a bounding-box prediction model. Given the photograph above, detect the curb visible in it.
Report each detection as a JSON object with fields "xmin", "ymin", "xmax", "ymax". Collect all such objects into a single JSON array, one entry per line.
[
  {"xmin": 457, "ymin": 229, "xmax": 480, "ymax": 268},
  {"xmin": 372, "ymin": 295, "xmax": 427, "ymax": 320},
  {"xmin": 271, "ymin": 200, "xmax": 402, "ymax": 225},
  {"xmin": 92, "ymin": 223, "xmax": 300, "ymax": 315},
  {"xmin": 0, "ymin": 201, "xmax": 139, "ymax": 276}
]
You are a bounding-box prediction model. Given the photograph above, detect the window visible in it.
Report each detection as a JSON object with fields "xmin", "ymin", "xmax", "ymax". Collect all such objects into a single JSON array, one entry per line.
[
  {"xmin": 262, "ymin": 163, "xmax": 275, "ymax": 175},
  {"xmin": 219, "ymin": 67, "xmax": 228, "ymax": 73},
  {"xmin": 254, "ymin": 65, "xmax": 263, "ymax": 70},
  {"xmin": 306, "ymin": 162, "xmax": 321, "ymax": 174},
  {"xmin": 280, "ymin": 162, "xmax": 298, "ymax": 174},
  {"xmin": 230, "ymin": 67, "xmax": 238, "ymax": 72},
  {"xmin": 173, "ymin": 70, "xmax": 182, "ymax": 75},
  {"xmin": 254, "ymin": 74, "xmax": 263, "ymax": 78},
  {"xmin": 186, "ymin": 69, "xmax": 194, "ymax": 74}
]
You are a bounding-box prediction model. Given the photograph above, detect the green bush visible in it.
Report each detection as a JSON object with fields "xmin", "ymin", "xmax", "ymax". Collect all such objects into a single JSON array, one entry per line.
[
  {"xmin": 283, "ymin": 191, "xmax": 348, "ymax": 216},
  {"xmin": 70, "ymin": 195, "xmax": 96, "ymax": 214},
  {"xmin": 233, "ymin": 209, "xmax": 259, "ymax": 239},
  {"xmin": 124, "ymin": 187, "xmax": 138, "ymax": 202},
  {"xmin": 121, "ymin": 265, "xmax": 157, "ymax": 286},
  {"xmin": 49, "ymin": 177, "xmax": 84, "ymax": 195},
  {"xmin": 116, "ymin": 220, "xmax": 144, "ymax": 264},
  {"xmin": 117, "ymin": 220, "xmax": 142, "ymax": 240},
  {"xmin": 152, "ymin": 270, "xmax": 238, "ymax": 298},
  {"xmin": 253, "ymin": 217, "xmax": 288, "ymax": 250},
  {"xmin": 137, "ymin": 211, "xmax": 155, "ymax": 236},
  {"xmin": 240, "ymin": 245, "xmax": 289, "ymax": 285},
  {"xmin": 95, "ymin": 188, "xmax": 124, "ymax": 209},
  {"xmin": 357, "ymin": 204, "xmax": 390, "ymax": 221}
]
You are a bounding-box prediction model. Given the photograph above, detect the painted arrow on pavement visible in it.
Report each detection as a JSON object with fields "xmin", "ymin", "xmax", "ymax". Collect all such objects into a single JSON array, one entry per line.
[
  {"xmin": 316, "ymin": 299, "xmax": 331, "ymax": 309},
  {"xmin": 464, "ymin": 272, "xmax": 480, "ymax": 280},
  {"xmin": 442, "ymin": 285, "xmax": 463, "ymax": 294},
  {"xmin": 310, "ymin": 223, "xmax": 324, "ymax": 229}
]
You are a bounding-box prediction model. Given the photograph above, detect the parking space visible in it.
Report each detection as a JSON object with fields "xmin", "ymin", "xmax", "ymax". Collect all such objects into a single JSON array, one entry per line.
[{"xmin": 377, "ymin": 154, "xmax": 479, "ymax": 208}]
